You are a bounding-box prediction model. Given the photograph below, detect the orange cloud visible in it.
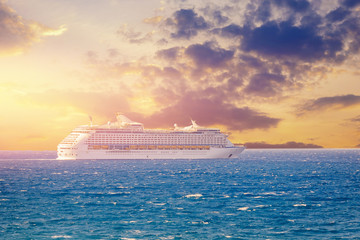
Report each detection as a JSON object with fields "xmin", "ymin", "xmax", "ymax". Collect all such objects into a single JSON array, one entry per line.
[
  {"xmin": 0, "ymin": 1, "xmax": 66, "ymax": 56},
  {"xmin": 143, "ymin": 16, "xmax": 163, "ymax": 24}
]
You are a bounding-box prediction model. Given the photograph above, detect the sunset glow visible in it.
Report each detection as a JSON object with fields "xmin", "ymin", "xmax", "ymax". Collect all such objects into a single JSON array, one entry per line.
[{"xmin": 1, "ymin": 0, "xmax": 360, "ymax": 150}]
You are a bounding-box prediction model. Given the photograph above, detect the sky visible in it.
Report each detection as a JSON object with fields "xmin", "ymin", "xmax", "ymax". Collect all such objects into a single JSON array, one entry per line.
[{"xmin": 0, "ymin": 0, "xmax": 360, "ymax": 150}]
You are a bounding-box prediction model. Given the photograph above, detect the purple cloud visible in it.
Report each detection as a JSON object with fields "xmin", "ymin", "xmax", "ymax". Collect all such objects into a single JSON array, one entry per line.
[
  {"xmin": 342, "ymin": 0, "xmax": 360, "ymax": 8},
  {"xmin": 185, "ymin": 42, "xmax": 234, "ymax": 68},
  {"xmin": 244, "ymin": 73, "xmax": 286, "ymax": 97},
  {"xmin": 272, "ymin": 0, "xmax": 310, "ymax": 12},
  {"xmin": 326, "ymin": 7, "xmax": 351, "ymax": 22},
  {"xmin": 166, "ymin": 9, "xmax": 209, "ymax": 39},
  {"xmin": 351, "ymin": 115, "xmax": 360, "ymax": 122},
  {"xmin": 156, "ymin": 47, "xmax": 180, "ymax": 61},
  {"xmin": 298, "ymin": 94, "xmax": 360, "ymax": 113},
  {"xmin": 130, "ymin": 93, "xmax": 281, "ymax": 131},
  {"xmin": 241, "ymin": 21, "xmax": 343, "ymax": 62}
]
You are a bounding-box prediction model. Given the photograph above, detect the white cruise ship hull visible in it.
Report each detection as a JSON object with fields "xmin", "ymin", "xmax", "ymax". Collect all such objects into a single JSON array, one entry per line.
[
  {"xmin": 57, "ymin": 146, "xmax": 245, "ymax": 160},
  {"xmin": 57, "ymin": 114, "xmax": 246, "ymax": 160}
]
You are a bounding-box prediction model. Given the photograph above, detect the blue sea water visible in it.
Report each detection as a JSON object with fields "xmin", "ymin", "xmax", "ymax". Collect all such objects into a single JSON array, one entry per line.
[{"xmin": 0, "ymin": 149, "xmax": 359, "ymax": 239}]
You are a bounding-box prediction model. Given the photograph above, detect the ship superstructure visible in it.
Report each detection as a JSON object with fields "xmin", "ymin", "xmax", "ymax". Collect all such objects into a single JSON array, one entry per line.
[{"xmin": 57, "ymin": 114, "xmax": 245, "ymax": 160}]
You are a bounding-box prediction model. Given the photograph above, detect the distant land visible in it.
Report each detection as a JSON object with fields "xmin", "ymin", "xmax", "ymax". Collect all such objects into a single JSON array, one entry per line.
[{"xmin": 244, "ymin": 141, "xmax": 323, "ymax": 149}]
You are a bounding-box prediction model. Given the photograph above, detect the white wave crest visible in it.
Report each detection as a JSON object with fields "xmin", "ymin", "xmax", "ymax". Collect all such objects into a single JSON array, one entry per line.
[
  {"xmin": 185, "ymin": 193, "xmax": 203, "ymax": 199},
  {"xmin": 255, "ymin": 205, "xmax": 268, "ymax": 208},
  {"xmin": 293, "ymin": 204, "xmax": 307, "ymax": 207},
  {"xmin": 51, "ymin": 236, "xmax": 72, "ymax": 239},
  {"xmin": 237, "ymin": 207, "xmax": 249, "ymax": 211}
]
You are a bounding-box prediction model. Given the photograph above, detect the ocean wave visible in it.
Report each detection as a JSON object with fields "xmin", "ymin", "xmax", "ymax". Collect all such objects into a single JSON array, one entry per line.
[
  {"xmin": 190, "ymin": 221, "xmax": 209, "ymax": 225},
  {"xmin": 262, "ymin": 192, "xmax": 278, "ymax": 195},
  {"xmin": 185, "ymin": 193, "xmax": 203, "ymax": 199},
  {"xmin": 154, "ymin": 203, "xmax": 166, "ymax": 206},
  {"xmin": 159, "ymin": 236, "xmax": 175, "ymax": 240},
  {"xmin": 51, "ymin": 235, "xmax": 72, "ymax": 239},
  {"xmin": 237, "ymin": 207, "xmax": 249, "ymax": 211},
  {"xmin": 293, "ymin": 203, "xmax": 307, "ymax": 207},
  {"xmin": 107, "ymin": 191, "xmax": 130, "ymax": 195},
  {"xmin": 255, "ymin": 205, "xmax": 268, "ymax": 208}
]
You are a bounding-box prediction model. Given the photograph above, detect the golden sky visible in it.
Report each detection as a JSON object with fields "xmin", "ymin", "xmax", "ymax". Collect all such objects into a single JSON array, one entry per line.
[{"xmin": 1, "ymin": 0, "xmax": 359, "ymax": 150}]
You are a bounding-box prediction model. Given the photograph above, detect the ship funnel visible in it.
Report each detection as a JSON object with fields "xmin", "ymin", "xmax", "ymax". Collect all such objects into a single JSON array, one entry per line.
[
  {"xmin": 115, "ymin": 113, "xmax": 143, "ymax": 128},
  {"xmin": 116, "ymin": 114, "xmax": 133, "ymax": 124}
]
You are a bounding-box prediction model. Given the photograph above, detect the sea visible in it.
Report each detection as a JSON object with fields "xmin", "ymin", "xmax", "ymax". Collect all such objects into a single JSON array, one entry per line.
[{"xmin": 0, "ymin": 149, "xmax": 359, "ymax": 239}]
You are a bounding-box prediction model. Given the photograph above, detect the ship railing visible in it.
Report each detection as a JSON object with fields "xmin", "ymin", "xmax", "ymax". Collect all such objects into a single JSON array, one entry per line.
[{"xmin": 88, "ymin": 144, "xmax": 217, "ymax": 151}]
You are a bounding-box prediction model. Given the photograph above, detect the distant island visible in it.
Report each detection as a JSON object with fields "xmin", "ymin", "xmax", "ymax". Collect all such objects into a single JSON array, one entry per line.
[{"xmin": 243, "ymin": 141, "xmax": 323, "ymax": 149}]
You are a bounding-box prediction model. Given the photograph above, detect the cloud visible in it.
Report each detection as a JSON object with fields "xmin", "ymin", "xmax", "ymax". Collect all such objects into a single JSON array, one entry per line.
[
  {"xmin": 157, "ymin": 42, "xmax": 235, "ymax": 71},
  {"xmin": 298, "ymin": 94, "xmax": 360, "ymax": 113},
  {"xmin": 240, "ymin": 0, "xmax": 360, "ymax": 64},
  {"xmin": 107, "ymin": 48, "xmax": 120, "ymax": 58},
  {"xmin": 143, "ymin": 16, "xmax": 163, "ymax": 24},
  {"xmin": 201, "ymin": 5, "xmax": 229, "ymax": 25},
  {"xmin": 41, "ymin": 24, "xmax": 67, "ymax": 36},
  {"xmin": 350, "ymin": 115, "xmax": 360, "ymax": 122},
  {"xmin": 0, "ymin": 1, "xmax": 66, "ymax": 56},
  {"xmin": 128, "ymin": 93, "xmax": 281, "ymax": 131},
  {"xmin": 342, "ymin": 0, "xmax": 360, "ymax": 8},
  {"xmin": 165, "ymin": 8, "xmax": 209, "ymax": 39},
  {"xmin": 78, "ymin": 0, "xmax": 360, "ymax": 133},
  {"xmin": 212, "ymin": 10, "xmax": 229, "ymax": 25},
  {"xmin": 156, "ymin": 47, "xmax": 180, "ymax": 61},
  {"xmin": 254, "ymin": 0, "xmax": 271, "ymax": 22},
  {"xmin": 326, "ymin": 7, "xmax": 351, "ymax": 22},
  {"xmin": 212, "ymin": 0, "xmax": 359, "ymax": 64},
  {"xmin": 47, "ymin": 46, "xmax": 282, "ymax": 132},
  {"xmin": 116, "ymin": 24, "xmax": 153, "ymax": 44},
  {"xmin": 245, "ymin": 141, "xmax": 323, "ymax": 148},
  {"xmin": 272, "ymin": 0, "xmax": 310, "ymax": 13},
  {"xmin": 205, "ymin": 0, "xmax": 360, "ymax": 100},
  {"xmin": 241, "ymin": 20, "xmax": 343, "ymax": 62},
  {"xmin": 244, "ymin": 73, "xmax": 286, "ymax": 97},
  {"xmin": 216, "ymin": 24, "xmax": 244, "ymax": 37},
  {"xmin": 185, "ymin": 42, "xmax": 234, "ymax": 68}
]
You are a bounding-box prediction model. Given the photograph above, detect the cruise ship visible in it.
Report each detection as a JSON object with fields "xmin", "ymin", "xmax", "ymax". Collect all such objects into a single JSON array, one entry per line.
[{"xmin": 57, "ymin": 113, "xmax": 245, "ymax": 160}]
